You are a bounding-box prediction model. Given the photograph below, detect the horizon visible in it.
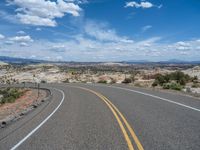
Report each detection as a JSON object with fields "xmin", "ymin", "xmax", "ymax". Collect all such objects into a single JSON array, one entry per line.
[
  {"xmin": 0, "ymin": 0, "xmax": 200, "ymax": 61},
  {"xmin": 1, "ymin": 55, "xmax": 200, "ymax": 63}
]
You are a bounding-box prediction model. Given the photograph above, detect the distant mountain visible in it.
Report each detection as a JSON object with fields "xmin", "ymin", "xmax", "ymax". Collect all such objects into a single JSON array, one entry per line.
[
  {"xmin": 122, "ymin": 60, "xmax": 151, "ymax": 64},
  {"xmin": 0, "ymin": 56, "xmax": 47, "ymax": 64},
  {"xmin": 124, "ymin": 59, "xmax": 200, "ymax": 64},
  {"xmin": 1, "ymin": 56, "xmax": 200, "ymax": 65},
  {"xmin": 166, "ymin": 59, "xmax": 186, "ymax": 63},
  {"xmin": 158, "ymin": 59, "xmax": 200, "ymax": 64}
]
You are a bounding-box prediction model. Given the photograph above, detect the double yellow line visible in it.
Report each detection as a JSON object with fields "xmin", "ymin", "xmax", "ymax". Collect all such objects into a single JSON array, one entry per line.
[{"xmin": 76, "ymin": 86, "xmax": 144, "ymax": 150}]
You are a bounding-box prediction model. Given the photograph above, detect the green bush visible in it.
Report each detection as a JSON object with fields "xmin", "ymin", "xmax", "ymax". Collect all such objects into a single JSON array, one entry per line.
[
  {"xmin": 163, "ymin": 83, "xmax": 182, "ymax": 91},
  {"xmin": 41, "ymin": 80, "xmax": 46, "ymax": 83},
  {"xmin": 0, "ymin": 88, "xmax": 24, "ymax": 104},
  {"xmin": 154, "ymin": 74, "xmax": 166, "ymax": 86},
  {"xmin": 98, "ymin": 80, "xmax": 107, "ymax": 84},
  {"xmin": 152, "ymin": 80, "xmax": 159, "ymax": 87},
  {"xmin": 154, "ymin": 71, "xmax": 192, "ymax": 87},
  {"xmin": 169, "ymin": 71, "xmax": 190, "ymax": 85},
  {"xmin": 122, "ymin": 78, "xmax": 132, "ymax": 84}
]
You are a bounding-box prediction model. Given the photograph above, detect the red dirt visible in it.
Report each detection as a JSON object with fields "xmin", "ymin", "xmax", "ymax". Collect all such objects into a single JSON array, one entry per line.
[{"xmin": 0, "ymin": 89, "xmax": 47, "ymax": 121}]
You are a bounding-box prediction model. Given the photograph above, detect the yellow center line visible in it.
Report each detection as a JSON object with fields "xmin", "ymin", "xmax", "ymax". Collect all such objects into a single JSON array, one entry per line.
[
  {"xmin": 101, "ymin": 95, "xmax": 144, "ymax": 150},
  {"xmin": 76, "ymin": 86, "xmax": 134, "ymax": 150}
]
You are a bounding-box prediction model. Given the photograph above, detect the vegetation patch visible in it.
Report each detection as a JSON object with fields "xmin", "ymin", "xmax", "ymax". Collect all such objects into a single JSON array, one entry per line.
[
  {"xmin": 0, "ymin": 88, "xmax": 24, "ymax": 104},
  {"xmin": 163, "ymin": 82, "xmax": 182, "ymax": 91},
  {"xmin": 98, "ymin": 80, "xmax": 107, "ymax": 84},
  {"xmin": 152, "ymin": 71, "xmax": 197, "ymax": 91},
  {"xmin": 122, "ymin": 78, "xmax": 132, "ymax": 84}
]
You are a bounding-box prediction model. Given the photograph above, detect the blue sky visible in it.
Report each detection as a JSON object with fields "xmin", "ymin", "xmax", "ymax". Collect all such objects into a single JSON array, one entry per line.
[{"xmin": 0, "ymin": 0, "xmax": 200, "ymax": 61}]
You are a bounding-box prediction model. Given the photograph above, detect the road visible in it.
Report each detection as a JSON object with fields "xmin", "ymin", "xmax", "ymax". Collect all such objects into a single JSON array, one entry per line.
[{"xmin": 0, "ymin": 83, "xmax": 200, "ymax": 150}]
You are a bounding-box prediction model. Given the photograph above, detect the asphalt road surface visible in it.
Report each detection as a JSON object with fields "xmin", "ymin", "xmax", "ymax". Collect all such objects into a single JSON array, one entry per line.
[{"xmin": 0, "ymin": 83, "xmax": 200, "ymax": 150}]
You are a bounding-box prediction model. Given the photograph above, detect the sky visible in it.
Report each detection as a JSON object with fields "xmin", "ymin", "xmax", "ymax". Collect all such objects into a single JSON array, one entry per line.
[{"xmin": 0, "ymin": 0, "xmax": 200, "ymax": 62}]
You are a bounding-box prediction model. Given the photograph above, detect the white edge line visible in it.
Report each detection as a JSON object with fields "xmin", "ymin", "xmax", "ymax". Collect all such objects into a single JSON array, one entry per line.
[
  {"xmin": 110, "ymin": 86, "xmax": 200, "ymax": 112},
  {"xmin": 92, "ymin": 84, "xmax": 200, "ymax": 112},
  {"xmin": 10, "ymin": 88, "xmax": 65, "ymax": 150}
]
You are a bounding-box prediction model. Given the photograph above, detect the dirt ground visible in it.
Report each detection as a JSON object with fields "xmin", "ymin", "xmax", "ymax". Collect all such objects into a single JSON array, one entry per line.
[{"xmin": 0, "ymin": 88, "xmax": 47, "ymax": 122}]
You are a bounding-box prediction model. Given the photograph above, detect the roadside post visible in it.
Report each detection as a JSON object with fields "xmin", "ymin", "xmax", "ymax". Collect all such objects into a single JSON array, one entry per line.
[{"xmin": 37, "ymin": 83, "xmax": 40, "ymax": 99}]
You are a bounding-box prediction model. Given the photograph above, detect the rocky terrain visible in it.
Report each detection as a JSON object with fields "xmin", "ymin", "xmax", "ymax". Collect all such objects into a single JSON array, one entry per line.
[{"xmin": 0, "ymin": 62, "xmax": 200, "ymax": 96}]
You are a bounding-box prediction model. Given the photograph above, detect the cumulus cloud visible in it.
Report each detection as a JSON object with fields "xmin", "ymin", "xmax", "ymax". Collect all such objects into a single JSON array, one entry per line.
[
  {"xmin": 1, "ymin": 37, "xmax": 200, "ymax": 61},
  {"xmin": 0, "ymin": 17, "xmax": 199, "ymax": 61},
  {"xmin": 9, "ymin": 35, "xmax": 33, "ymax": 43},
  {"xmin": 8, "ymin": 0, "xmax": 82, "ymax": 27},
  {"xmin": 16, "ymin": 14, "xmax": 57, "ymax": 27},
  {"xmin": 0, "ymin": 34, "xmax": 5, "ymax": 39},
  {"xmin": 125, "ymin": 1, "xmax": 161, "ymax": 9}
]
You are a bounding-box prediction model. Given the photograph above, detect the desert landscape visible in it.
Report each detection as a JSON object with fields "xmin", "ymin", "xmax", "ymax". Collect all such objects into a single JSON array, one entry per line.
[{"xmin": 1, "ymin": 60, "xmax": 200, "ymax": 97}]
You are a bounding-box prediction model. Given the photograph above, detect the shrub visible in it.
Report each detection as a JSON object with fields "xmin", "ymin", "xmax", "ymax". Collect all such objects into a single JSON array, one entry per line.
[
  {"xmin": 122, "ymin": 78, "xmax": 132, "ymax": 84},
  {"xmin": 152, "ymin": 80, "xmax": 159, "ymax": 87},
  {"xmin": 98, "ymin": 80, "xmax": 107, "ymax": 84},
  {"xmin": 163, "ymin": 83, "xmax": 170, "ymax": 89},
  {"xmin": 192, "ymin": 83, "xmax": 200, "ymax": 88},
  {"xmin": 0, "ymin": 88, "xmax": 24, "ymax": 104},
  {"xmin": 192, "ymin": 76, "xmax": 198, "ymax": 83},
  {"xmin": 155, "ymin": 74, "xmax": 166, "ymax": 86},
  {"xmin": 41, "ymin": 80, "xmax": 46, "ymax": 83},
  {"xmin": 163, "ymin": 83, "xmax": 182, "ymax": 91},
  {"xmin": 110, "ymin": 78, "xmax": 116, "ymax": 84},
  {"xmin": 169, "ymin": 71, "xmax": 190, "ymax": 85},
  {"xmin": 153, "ymin": 71, "xmax": 192, "ymax": 87}
]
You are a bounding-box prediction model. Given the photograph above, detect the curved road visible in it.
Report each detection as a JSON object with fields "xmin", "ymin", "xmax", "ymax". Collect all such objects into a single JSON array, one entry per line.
[{"xmin": 0, "ymin": 83, "xmax": 200, "ymax": 150}]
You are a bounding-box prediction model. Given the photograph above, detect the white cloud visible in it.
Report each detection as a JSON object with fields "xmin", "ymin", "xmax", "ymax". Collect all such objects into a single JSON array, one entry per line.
[
  {"xmin": 9, "ymin": 35, "xmax": 33, "ymax": 43},
  {"xmin": 57, "ymin": 0, "xmax": 81, "ymax": 17},
  {"xmin": 142, "ymin": 25, "xmax": 152, "ymax": 32},
  {"xmin": 125, "ymin": 1, "xmax": 161, "ymax": 9},
  {"xmin": 4, "ymin": 41, "xmax": 14, "ymax": 45},
  {"xmin": 17, "ymin": 30, "xmax": 26, "ymax": 34},
  {"xmin": 0, "ymin": 34, "xmax": 5, "ymax": 39},
  {"xmin": 140, "ymin": 1, "xmax": 153, "ymax": 8},
  {"xmin": 1, "ymin": 37, "xmax": 200, "ymax": 61},
  {"xmin": 0, "ymin": 10, "xmax": 18, "ymax": 24},
  {"xmin": 8, "ymin": 0, "xmax": 82, "ymax": 27},
  {"xmin": 20, "ymin": 42, "xmax": 29, "ymax": 47},
  {"xmin": 84, "ymin": 21, "xmax": 133, "ymax": 43},
  {"xmin": 17, "ymin": 14, "xmax": 57, "ymax": 27},
  {"xmin": 0, "ymin": 17, "xmax": 199, "ymax": 61}
]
